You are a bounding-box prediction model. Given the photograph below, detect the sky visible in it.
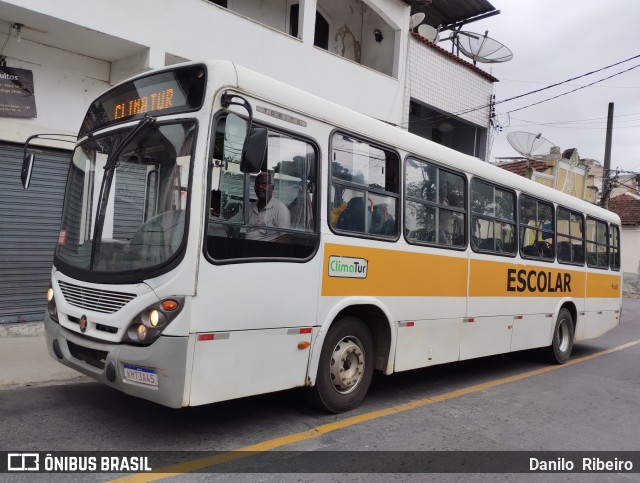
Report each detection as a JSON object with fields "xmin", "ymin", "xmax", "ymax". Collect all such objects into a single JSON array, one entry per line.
[{"xmin": 459, "ymin": 0, "xmax": 640, "ymax": 174}]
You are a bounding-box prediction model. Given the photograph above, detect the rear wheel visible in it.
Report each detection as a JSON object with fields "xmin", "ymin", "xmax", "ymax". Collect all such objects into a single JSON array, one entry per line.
[
  {"xmin": 309, "ymin": 317, "xmax": 374, "ymax": 413},
  {"xmin": 547, "ymin": 308, "xmax": 574, "ymax": 364}
]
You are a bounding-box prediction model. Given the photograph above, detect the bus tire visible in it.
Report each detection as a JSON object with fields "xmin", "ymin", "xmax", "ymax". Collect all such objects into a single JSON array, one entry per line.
[
  {"xmin": 547, "ymin": 308, "xmax": 574, "ymax": 364},
  {"xmin": 309, "ymin": 317, "xmax": 375, "ymax": 413}
]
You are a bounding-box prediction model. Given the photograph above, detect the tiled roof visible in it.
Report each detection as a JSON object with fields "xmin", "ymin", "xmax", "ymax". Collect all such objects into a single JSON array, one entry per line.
[
  {"xmin": 494, "ymin": 160, "xmax": 549, "ymax": 177},
  {"xmin": 608, "ymin": 194, "xmax": 640, "ymax": 225}
]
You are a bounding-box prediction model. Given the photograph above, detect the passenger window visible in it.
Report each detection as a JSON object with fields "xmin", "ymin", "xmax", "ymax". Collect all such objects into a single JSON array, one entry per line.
[
  {"xmin": 470, "ymin": 179, "xmax": 515, "ymax": 255},
  {"xmin": 557, "ymin": 207, "xmax": 584, "ymax": 265},
  {"xmin": 405, "ymin": 158, "xmax": 466, "ymax": 247},
  {"xmin": 586, "ymin": 218, "xmax": 608, "ymax": 268},
  {"xmin": 330, "ymin": 133, "xmax": 399, "ymax": 238},
  {"xmin": 206, "ymin": 114, "xmax": 318, "ymax": 261},
  {"xmin": 519, "ymin": 195, "xmax": 554, "ymax": 260},
  {"xmin": 610, "ymin": 225, "xmax": 620, "ymax": 271}
]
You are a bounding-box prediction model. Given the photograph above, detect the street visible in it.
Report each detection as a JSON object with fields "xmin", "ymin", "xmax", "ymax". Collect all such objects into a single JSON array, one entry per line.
[{"xmin": 1, "ymin": 299, "xmax": 639, "ymax": 482}]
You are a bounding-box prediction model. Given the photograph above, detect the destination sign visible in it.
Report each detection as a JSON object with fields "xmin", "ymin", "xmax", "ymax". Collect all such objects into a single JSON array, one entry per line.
[{"xmin": 79, "ymin": 64, "xmax": 206, "ymax": 137}]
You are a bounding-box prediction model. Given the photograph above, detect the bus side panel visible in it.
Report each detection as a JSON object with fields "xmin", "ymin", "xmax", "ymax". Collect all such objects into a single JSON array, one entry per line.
[
  {"xmin": 188, "ymin": 327, "xmax": 313, "ymax": 406},
  {"xmin": 468, "ymin": 259, "xmax": 587, "ymax": 352},
  {"xmin": 459, "ymin": 315, "xmax": 513, "ymax": 360},
  {"xmin": 190, "ymin": 257, "xmax": 322, "ymax": 405},
  {"xmin": 319, "ymin": 243, "xmax": 468, "ymax": 374},
  {"xmin": 575, "ymin": 311, "xmax": 620, "ymax": 341},
  {"xmin": 577, "ymin": 270, "xmax": 622, "ymax": 341},
  {"xmin": 394, "ymin": 305, "xmax": 464, "ymax": 372},
  {"xmin": 510, "ymin": 311, "xmax": 556, "ymax": 352}
]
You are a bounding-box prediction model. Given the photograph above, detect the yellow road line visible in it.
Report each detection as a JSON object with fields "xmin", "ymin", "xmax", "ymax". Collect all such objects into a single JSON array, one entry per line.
[{"xmin": 110, "ymin": 339, "xmax": 640, "ymax": 482}]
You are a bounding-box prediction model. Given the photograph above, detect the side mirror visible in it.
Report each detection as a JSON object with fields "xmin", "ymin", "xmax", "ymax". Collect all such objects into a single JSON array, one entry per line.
[
  {"xmin": 20, "ymin": 133, "xmax": 76, "ymax": 190},
  {"xmin": 220, "ymin": 93, "xmax": 267, "ymax": 174},
  {"xmin": 240, "ymin": 127, "xmax": 268, "ymax": 174},
  {"xmin": 21, "ymin": 153, "xmax": 35, "ymax": 190}
]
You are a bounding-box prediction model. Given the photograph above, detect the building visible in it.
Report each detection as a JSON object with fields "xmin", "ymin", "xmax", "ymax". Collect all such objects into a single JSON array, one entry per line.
[
  {"xmin": 494, "ymin": 148, "xmax": 594, "ymax": 203},
  {"xmin": 0, "ymin": 0, "xmax": 500, "ymax": 323},
  {"xmin": 607, "ymin": 193, "xmax": 640, "ymax": 294}
]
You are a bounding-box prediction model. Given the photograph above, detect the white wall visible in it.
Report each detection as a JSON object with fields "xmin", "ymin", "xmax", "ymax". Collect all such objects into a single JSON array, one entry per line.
[
  {"xmin": 621, "ymin": 226, "xmax": 640, "ymax": 275},
  {"xmin": 406, "ymin": 37, "xmax": 493, "ymax": 129},
  {"xmin": 0, "ymin": 0, "xmax": 409, "ymax": 147},
  {"xmin": 0, "ymin": 21, "xmax": 110, "ymax": 147}
]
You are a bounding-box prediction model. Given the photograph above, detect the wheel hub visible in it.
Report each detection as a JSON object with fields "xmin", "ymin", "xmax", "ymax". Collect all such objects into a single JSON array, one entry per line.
[{"xmin": 329, "ymin": 336, "xmax": 365, "ymax": 394}]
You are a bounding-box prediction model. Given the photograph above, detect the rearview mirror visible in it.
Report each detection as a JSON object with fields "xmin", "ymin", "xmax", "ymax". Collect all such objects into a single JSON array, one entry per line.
[
  {"xmin": 20, "ymin": 132, "xmax": 76, "ymax": 189},
  {"xmin": 240, "ymin": 127, "xmax": 268, "ymax": 174},
  {"xmin": 21, "ymin": 153, "xmax": 35, "ymax": 189}
]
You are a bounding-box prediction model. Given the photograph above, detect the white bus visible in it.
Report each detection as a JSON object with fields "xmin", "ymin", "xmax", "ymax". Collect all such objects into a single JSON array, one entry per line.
[{"xmin": 23, "ymin": 61, "xmax": 622, "ymax": 413}]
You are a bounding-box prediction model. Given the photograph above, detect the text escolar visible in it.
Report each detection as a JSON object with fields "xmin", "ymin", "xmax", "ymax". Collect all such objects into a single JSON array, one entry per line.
[{"xmin": 507, "ymin": 268, "xmax": 571, "ymax": 293}]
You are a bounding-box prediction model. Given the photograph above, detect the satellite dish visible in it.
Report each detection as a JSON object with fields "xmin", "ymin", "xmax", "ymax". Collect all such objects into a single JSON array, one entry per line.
[
  {"xmin": 410, "ymin": 12, "xmax": 425, "ymax": 31},
  {"xmin": 507, "ymin": 132, "xmax": 560, "ymax": 161},
  {"xmin": 456, "ymin": 30, "xmax": 513, "ymax": 65},
  {"xmin": 417, "ymin": 24, "xmax": 439, "ymax": 43}
]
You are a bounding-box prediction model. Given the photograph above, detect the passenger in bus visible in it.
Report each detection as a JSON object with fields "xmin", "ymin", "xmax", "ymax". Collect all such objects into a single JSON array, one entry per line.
[
  {"xmin": 336, "ymin": 196, "xmax": 365, "ymax": 232},
  {"xmin": 245, "ymin": 171, "xmax": 291, "ymax": 241},
  {"xmin": 439, "ymin": 191, "xmax": 454, "ymax": 245},
  {"xmin": 370, "ymin": 202, "xmax": 395, "ymax": 236}
]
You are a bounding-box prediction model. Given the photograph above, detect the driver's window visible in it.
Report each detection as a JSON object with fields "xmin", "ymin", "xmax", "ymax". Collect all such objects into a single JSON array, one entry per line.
[{"xmin": 206, "ymin": 113, "xmax": 318, "ymax": 261}]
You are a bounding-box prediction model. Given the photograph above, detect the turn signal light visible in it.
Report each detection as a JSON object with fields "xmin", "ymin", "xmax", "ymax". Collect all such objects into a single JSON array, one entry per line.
[
  {"xmin": 47, "ymin": 287, "xmax": 54, "ymax": 302},
  {"xmin": 161, "ymin": 299, "xmax": 179, "ymax": 311}
]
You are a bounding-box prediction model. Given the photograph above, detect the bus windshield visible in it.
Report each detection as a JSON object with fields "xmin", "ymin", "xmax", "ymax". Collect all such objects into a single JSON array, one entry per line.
[{"xmin": 55, "ymin": 121, "xmax": 196, "ymax": 277}]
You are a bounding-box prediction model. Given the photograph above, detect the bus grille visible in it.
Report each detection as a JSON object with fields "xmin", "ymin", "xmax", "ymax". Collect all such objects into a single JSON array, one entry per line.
[{"xmin": 58, "ymin": 281, "xmax": 136, "ymax": 314}]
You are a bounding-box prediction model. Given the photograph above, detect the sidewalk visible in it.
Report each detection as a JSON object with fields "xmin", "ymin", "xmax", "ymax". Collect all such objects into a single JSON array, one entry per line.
[{"xmin": 0, "ymin": 322, "xmax": 89, "ymax": 389}]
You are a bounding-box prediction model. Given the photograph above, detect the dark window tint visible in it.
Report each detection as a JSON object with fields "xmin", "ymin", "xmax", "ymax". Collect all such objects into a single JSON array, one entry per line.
[
  {"xmin": 556, "ymin": 207, "xmax": 584, "ymax": 265},
  {"xmin": 470, "ymin": 179, "xmax": 516, "ymax": 254},
  {"xmin": 519, "ymin": 195, "xmax": 554, "ymax": 260},
  {"xmin": 405, "ymin": 158, "xmax": 466, "ymax": 247},
  {"xmin": 586, "ymin": 217, "xmax": 608, "ymax": 268},
  {"xmin": 610, "ymin": 224, "xmax": 620, "ymax": 271},
  {"xmin": 330, "ymin": 133, "xmax": 399, "ymax": 238}
]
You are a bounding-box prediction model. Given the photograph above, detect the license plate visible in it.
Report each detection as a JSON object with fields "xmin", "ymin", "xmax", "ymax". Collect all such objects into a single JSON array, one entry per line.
[{"xmin": 123, "ymin": 364, "xmax": 158, "ymax": 387}]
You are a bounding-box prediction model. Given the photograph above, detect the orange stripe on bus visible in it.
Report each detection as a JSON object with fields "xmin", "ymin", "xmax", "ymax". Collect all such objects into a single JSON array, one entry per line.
[
  {"xmin": 321, "ymin": 244, "xmax": 467, "ymax": 297},
  {"xmin": 321, "ymin": 244, "xmax": 621, "ymax": 299}
]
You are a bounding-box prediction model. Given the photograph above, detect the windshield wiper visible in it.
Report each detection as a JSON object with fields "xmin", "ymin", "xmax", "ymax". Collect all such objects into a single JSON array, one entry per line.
[{"xmin": 89, "ymin": 115, "xmax": 156, "ymax": 270}]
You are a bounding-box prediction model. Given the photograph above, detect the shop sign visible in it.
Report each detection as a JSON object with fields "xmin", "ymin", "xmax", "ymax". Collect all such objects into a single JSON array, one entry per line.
[{"xmin": 0, "ymin": 66, "xmax": 36, "ymax": 118}]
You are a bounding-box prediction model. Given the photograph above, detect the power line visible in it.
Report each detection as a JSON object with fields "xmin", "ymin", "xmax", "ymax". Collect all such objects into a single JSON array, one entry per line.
[
  {"xmin": 505, "ymin": 64, "xmax": 640, "ymax": 114},
  {"xmin": 404, "ymin": 53, "xmax": 640, "ymax": 128},
  {"xmin": 498, "ymin": 78, "xmax": 640, "ymax": 89},
  {"xmin": 510, "ymin": 112, "xmax": 640, "ymax": 125}
]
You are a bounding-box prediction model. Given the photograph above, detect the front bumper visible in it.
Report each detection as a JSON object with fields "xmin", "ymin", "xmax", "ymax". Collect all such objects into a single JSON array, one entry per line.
[{"xmin": 44, "ymin": 314, "xmax": 189, "ymax": 408}]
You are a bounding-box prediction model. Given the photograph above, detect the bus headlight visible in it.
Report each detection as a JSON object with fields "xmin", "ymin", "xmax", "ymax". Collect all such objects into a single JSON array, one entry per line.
[
  {"xmin": 124, "ymin": 297, "xmax": 184, "ymax": 345},
  {"xmin": 47, "ymin": 286, "xmax": 59, "ymax": 322}
]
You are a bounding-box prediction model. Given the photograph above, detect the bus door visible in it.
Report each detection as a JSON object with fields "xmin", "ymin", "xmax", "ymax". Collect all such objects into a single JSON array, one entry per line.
[{"xmin": 190, "ymin": 109, "xmax": 321, "ymax": 404}]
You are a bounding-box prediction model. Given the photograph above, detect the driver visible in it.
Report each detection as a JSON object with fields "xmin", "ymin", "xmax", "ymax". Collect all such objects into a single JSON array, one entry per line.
[{"xmin": 245, "ymin": 171, "xmax": 290, "ymax": 241}]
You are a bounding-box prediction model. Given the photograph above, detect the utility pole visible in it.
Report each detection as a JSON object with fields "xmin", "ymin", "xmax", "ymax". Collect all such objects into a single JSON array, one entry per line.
[{"xmin": 602, "ymin": 102, "xmax": 614, "ymax": 209}]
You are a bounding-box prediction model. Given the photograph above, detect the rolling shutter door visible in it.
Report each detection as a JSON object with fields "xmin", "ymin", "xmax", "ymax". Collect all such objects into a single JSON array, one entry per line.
[{"xmin": 0, "ymin": 142, "xmax": 70, "ymax": 323}]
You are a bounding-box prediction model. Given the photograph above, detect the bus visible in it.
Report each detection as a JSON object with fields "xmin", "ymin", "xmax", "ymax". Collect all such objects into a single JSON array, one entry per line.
[{"xmin": 22, "ymin": 60, "xmax": 622, "ymax": 413}]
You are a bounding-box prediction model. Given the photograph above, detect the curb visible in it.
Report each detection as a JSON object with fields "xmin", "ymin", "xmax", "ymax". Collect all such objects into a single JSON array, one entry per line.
[{"xmin": 0, "ymin": 321, "xmax": 44, "ymax": 338}]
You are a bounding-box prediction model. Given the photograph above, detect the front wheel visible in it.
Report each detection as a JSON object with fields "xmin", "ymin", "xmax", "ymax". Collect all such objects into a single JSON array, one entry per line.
[
  {"xmin": 309, "ymin": 317, "xmax": 375, "ymax": 413},
  {"xmin": 546, "ymin": 308, "xmax": 574, "ymax": 364}
]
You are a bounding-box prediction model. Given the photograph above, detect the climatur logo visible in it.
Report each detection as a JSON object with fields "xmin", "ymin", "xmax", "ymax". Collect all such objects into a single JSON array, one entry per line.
[{"xmin": 328, "ymin": 256, "xmax": 368, "ymax": 279}]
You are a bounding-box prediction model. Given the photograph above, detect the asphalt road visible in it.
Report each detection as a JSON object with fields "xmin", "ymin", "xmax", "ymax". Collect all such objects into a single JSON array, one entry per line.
[{"xmin": 1, "ymin": 298, "xmax": 639, "ymax": 482}]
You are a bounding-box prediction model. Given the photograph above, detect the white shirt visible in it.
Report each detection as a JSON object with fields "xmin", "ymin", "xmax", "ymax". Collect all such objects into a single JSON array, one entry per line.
[{"xmin": 245, "ymin": 197, "xmax": 291, "ymax": 241}]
